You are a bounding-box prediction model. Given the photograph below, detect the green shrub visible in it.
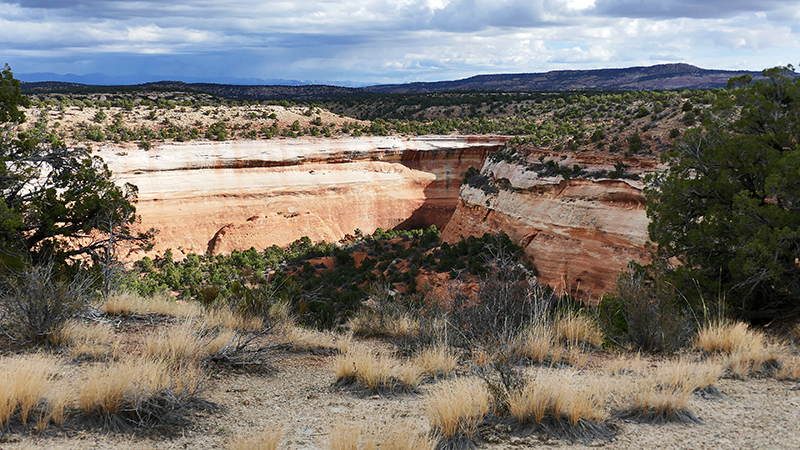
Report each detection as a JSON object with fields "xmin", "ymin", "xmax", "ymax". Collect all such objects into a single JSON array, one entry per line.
[{"xmin": 598, "ymin": 263, "xmax": 694, "ymax": 353}]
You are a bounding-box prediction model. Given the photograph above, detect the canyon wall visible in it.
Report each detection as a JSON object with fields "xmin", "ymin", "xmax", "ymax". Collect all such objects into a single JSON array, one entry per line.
[
  {"xmin": 100, "ymin": 136, "xmax": 504, "ymax": 258},
  {"xmin": 442, "ymin": 156, "xmax": 657, "ymax": 301}
]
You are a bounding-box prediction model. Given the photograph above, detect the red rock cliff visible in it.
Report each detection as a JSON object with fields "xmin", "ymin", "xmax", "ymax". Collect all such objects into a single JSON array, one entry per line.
[
  {"xmin": 442, "ymin": 155, "xmax": 658, "ymax": 301},
  {"xmin": 100, "ymin": 136, "xmax": 504, "ymax": 257}
]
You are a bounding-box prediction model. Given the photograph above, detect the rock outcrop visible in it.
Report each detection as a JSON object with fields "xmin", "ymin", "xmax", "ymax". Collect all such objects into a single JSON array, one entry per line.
[
  {"xmin": 100, "ymin": 136, "xmax": 505, "ymax": 257},
  {"xmin": 442, "ymin": 153, "xmax": 661, "ymax": 301}
]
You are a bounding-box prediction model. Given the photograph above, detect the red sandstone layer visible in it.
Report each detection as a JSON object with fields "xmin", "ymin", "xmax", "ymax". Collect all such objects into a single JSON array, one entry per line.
[
  {"xmin": 99, "ymin": 136, "xmax": 504, "ymax": 258},
  {"xmin": 442, "ymin": 156, "xmax": 658, "ymax": 301}
]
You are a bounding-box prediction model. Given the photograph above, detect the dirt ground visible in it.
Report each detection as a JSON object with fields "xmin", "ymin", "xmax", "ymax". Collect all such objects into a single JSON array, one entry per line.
[{"xmin": 2, "ymin": 331, "xmax": 799, "ymax": 450}]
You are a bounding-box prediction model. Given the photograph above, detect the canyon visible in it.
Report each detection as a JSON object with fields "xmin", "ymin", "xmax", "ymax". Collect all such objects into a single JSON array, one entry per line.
[
  {"xmin": 442, "ymin": 151, "xmax": 660, "ymax": 301},
  {"xmin": 101, "ymin": 136, "xmax": 504, "ymax": 257},
  {"xmin": 101, "ymin": 137, "xmax": 658, "ymax": 300}
]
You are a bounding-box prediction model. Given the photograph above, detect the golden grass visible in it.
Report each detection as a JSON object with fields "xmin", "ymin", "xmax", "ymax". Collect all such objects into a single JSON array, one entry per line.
[
  {"xmin": 332, "ymin": 344, "xmax": 438, "ymax": 391},
  {"xmin": 0, "ymin": 354, "xmax": 57, "ymax": 426},
  {"xmin": 77, "ymin": 356, "xmax": 203, "ymax": 415},
  {"xmin": 659, "ymin": 358, "xmax": 723, "ymax": 394},
  {"xmin": 512, "ymin": 325, "xmax": 555, "ymax": 363},
  {"xmin": 694, "ymin": 321, "xmax": 778, "ymax": 379},
  {"xmin": 52, "ymin": 320, "xmax": 121, "ymax": 361},
  {"xmin": 620, "ymin": 376, "xmax": 695, "ymax": 423},
  {"xmin": 381, "ymin": 425, "xmax": 436, "ymax": 450},
  {"xmin": 327, "ymin": 421, "xmax": 434, "ymax": 450},
  {"xmin": 101, "ymin": 291, "xmax": 202, "ymax": 318},
  {"xmin": 278, "ymin": 325, "xmax": 351, "ymax": 353},
  {"xmin": 724, "ymin": 346, "xmax": 780, "ymax": 379},
  {"xmin": 329, "ymin": 421, "xmax": 362, "ymax": 450},
  {"xmin": 205, "ymin": 330, "xmax": 238, "ymax": 355},
  {"xmin": 425, "ymin": 377, "xmax": 492, "ymax": 438},
  {"xmin": 46, "ymin": 386, "xmax": 72, "ymax": 427},
  {"xmin": 776, "ymin": 354, "xmax": 800, "ymax": 380},
  {"xmin": 267, "ymin": 300, "xmax": 293, "ymax": 323},
  {"xmin": 412, "ymin": 344, "xmax": 458, "ymax": 378},
  {"xmin": 144, "ymin": 321, "xmax": 206, "ymax": 367},
  {"xmin": 605, "ymin": 352, "xmax": 646, "ymax": 376},
  {"xmin": 471, "ymin": 348, "xmax": 492, "ymax": 368},
  {"xmin": 227, "ymin": 427, "xmax": 284, "ymax": 450},
  {"xmin": 396, "ymin": 363, "xmax": 425, "ymax": 388},
  {"xmin": 554, "ymin": 313, "xmax": 604, "ymax": 347},
  {"xmin": 565, "ymin": 347, "xmax": 588, "ymax": 369},
  {"xmin": 508, "ymin": 370, "xmax": 609, "ymax": 426},
  {"xmin": 203, "ymin": 307, "xmax": 264, "ymax": 332},
  {"xmin": 333, "ymin": 347, "xmax": 395, "ymax": 391},
  {"xmin": 346, "ymin": 310, "xmax": 421, "ymax": 338},
  {"xmin": 694, "ymin": 321, "xmax": 764, "ymax": 355}
]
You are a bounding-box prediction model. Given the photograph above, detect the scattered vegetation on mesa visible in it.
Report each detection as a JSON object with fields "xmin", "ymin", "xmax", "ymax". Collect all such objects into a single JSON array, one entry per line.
[{"xmin": 17, "ymin": 74, "xmax": 709, "ymax": 156}]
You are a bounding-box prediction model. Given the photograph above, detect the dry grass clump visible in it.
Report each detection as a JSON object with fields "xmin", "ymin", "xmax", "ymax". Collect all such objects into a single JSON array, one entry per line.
[
  {"xmin": 694, "ymin": 321, "xmax": 781, "ymax": 378},
  {"xmin": 616, "ymin": 375, "xmax": 699, "ymax": 424},
  {"xmin": 659, "ymin": 358, "xmax": 723, "ymax": 397},
  {"xmin": 0, "ymin": 354, "xmax": 57, "ymax": 427},
  {"xmin": 203, "ymin": 306, "xmax": 264, "ymax": 332},
  {"xmin": 614, "ymin": 360, "xmax": 711, "ymax": 425},
  {"xmin": 51, "ymin": 320, "xmax": 121, "ymax": 361},
  {"xmin": 507, "ymin": 370, "xmax": 613, "ymax": 442},
  {"xmin": 775, "ymin": 354, "xmax": 800, "ymax": 381},
  {"xmin": 333, "ymin": 347, "xmax": 402, "ymax": 392},
  {"xmin": 100, "ymin": 291, "xmax": 201, "ymax": 318},
  {"xmin": 144, "ymin": 321, "xmax": 207, "ymax": 367},
  {"xmin": 510, "ymin": 319, "xmax": 592, "ymax": 368},
  {"xmin": 554, "ymin": 313, "xmax": 604, "ymax": 348},
  {"xmin": 512, "ymin": 325, "xmax": 556, "ymax": 364},
  {"xmin": 77, "ymin": 356, "xmax": 206, "ymax": 428},
  {"xmin": 694, "ymin": 321, "xmax": 764, "ymax": 354},
  {"xmin": 425, "ymin": 377, "xmax": 492, "ymax": 444},
  {"xmin": 328, "ymin": 421, "xmax": 364, "ymax": 450},
  {"xmin": 605, "ymin": 352, "xmax": 646, "ymax": 376},
  {"xmin": 226, "ymin": 427, "xmax": 284, "ymax": 450},
  {"xmin": 612, "ymin": 358, "xmax": 722, "ymax": 424},
  {"xmin": 327, "ymin": 421, "xmax": 434, "ymax": 450},
  {"xmin": 143, "ymin": 318, "xmax": 285, "ymax": 373},
  {"xmin": 333, "ymin": 344, "xmax": 457, "ymax": 392},
  {"xmin": 347, "ymin": 310, "xmax": 421, "ymax": 339},
  {"xmin": 512, "ymin": 328, "xmax": 579, "ymax": 367},
  {"xmin": 412, "ymin": 344, "xmax": 458, "ymax": 378},
  {"xmin": 277, "ymin": 324, "xmax": 350, "ymax": 353},
  {"xmin": 380, "ymin": 423, "xmax": 436, "ymax": 450}
]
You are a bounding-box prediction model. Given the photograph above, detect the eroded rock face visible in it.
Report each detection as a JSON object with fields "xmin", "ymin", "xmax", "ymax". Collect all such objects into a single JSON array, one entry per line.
[
  {"xmin": 442, "ymin": 156, "xmax": 658, "ymax": 302},
  {"xmin": 100, "ymin": 136, "xmax": 504, "ymax": 257}
]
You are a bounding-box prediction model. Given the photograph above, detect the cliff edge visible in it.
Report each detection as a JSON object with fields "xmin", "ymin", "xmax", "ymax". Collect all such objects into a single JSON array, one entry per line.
[{"xmin": 442, "ymin": 150, "xmax": 661, "ymax": 301}]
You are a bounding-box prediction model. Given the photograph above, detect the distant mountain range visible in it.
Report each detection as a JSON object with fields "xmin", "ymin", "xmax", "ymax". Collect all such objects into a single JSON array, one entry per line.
[
  {"xmin": 364, "ymin": 63, "xmax": 767, "ymax": 93},
  {"xmin": 19, "ymin": 64, "xmax": 776, "ymax": 100}
]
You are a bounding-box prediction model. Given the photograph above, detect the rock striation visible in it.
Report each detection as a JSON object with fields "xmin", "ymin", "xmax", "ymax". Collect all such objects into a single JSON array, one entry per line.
[
  {"xmin": 442, "ymin": 154, "xmax": 659, "ymax": 302},
  {"xmin": 100, "ymin": 136, "xmax": 505, "ymax": 257}
]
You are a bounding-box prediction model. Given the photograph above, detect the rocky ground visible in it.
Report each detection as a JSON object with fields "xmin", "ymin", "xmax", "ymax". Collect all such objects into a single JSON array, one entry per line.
[{"xmin": 2, "ymin": 314, "xmax": 798, "ymax": 450}]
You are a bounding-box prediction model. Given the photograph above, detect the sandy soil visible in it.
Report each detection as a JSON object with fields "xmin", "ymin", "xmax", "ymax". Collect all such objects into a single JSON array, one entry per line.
[{"xmin": 2, "ymin": 327, "xmax": 798, "ymax": 450}]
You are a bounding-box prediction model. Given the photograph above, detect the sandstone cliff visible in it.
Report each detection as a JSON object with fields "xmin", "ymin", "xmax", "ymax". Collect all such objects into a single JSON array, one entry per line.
[
  {"xmin": 100, "ymin": 136, "xmax": 505, "ymax": 257},
  {"xmin": 442, "ymin": 152, "xmax": 661, "ymax": 301}
]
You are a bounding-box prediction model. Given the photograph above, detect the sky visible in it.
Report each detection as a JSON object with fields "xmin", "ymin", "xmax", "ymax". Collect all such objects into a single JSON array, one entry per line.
[{"xmin": 1, "ymin": 0, "xmax": 799, "ymax": 86}]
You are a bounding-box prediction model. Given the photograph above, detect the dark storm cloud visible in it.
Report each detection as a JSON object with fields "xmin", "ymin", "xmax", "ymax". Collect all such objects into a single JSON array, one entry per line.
[
  {"xmin": 428, "ymin": 0, "xmax": 556, "ymax": 32},
  {"xmin": 592, "ymin": 0, "xmax": 794, "ymax": 19},
  {"xmin": 1, "ymin": 0, "xmax": 797, "ymax": 84}
]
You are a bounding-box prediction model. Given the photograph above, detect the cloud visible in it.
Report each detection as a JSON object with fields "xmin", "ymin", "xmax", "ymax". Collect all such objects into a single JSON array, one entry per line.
[
  {"xmin": 591, "ymin": 0, "xmax": 797, "ymax": 19},
  {"xmin": 1, "ymin": 0, "xmax": 798, "ymax": 84}
]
